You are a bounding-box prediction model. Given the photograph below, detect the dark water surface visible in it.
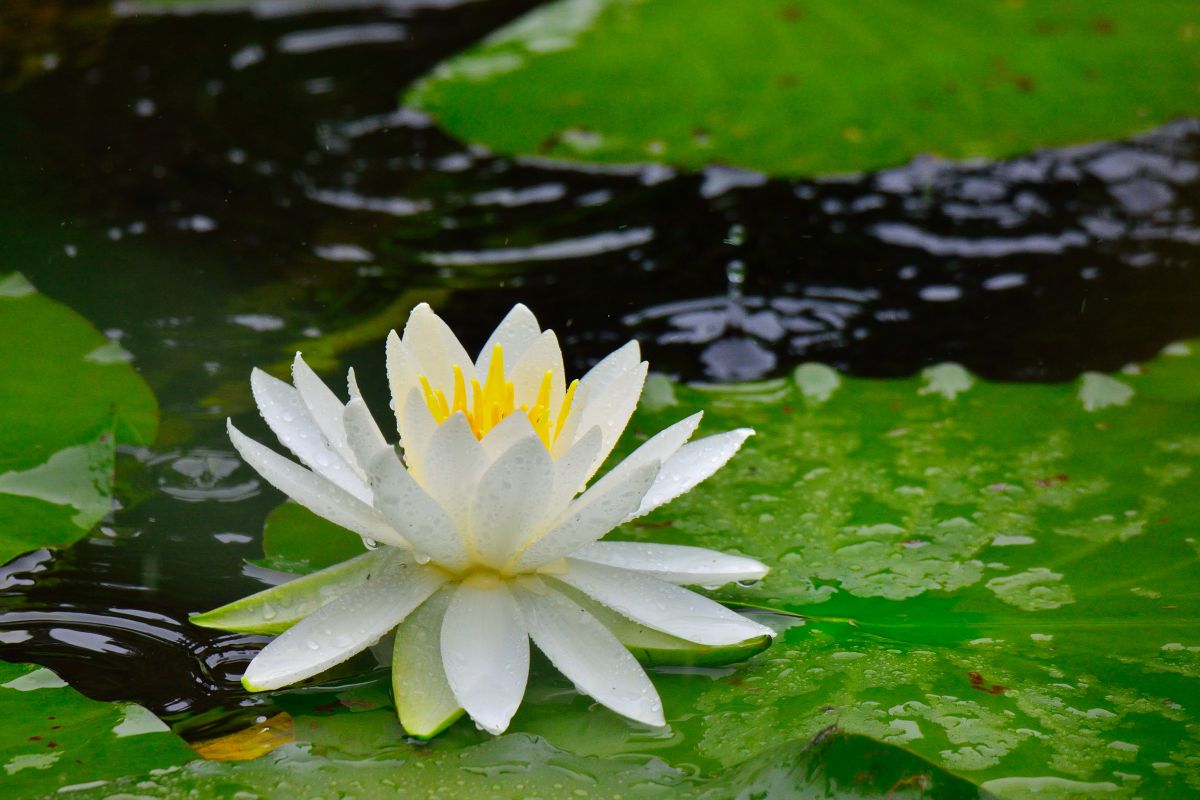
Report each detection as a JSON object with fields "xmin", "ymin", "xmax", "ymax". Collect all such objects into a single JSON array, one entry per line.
[{"xmin": 1, "ymin": 0, "xmax": 1199, "ymax": 736}]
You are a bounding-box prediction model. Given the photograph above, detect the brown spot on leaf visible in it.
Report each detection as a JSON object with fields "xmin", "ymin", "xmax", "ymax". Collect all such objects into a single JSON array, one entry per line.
[
  {"xmin": 779, "ymin": 4, "xmax": 802, "ymax": 21},
  {"xmin": 190, "ymin": 712, "xmax": 294, "ymax": 762},
  {"xmin": 1093, "ymin": 17, "xmax": 1116, "ymax": 35},
  {"xmin": 968, "ymin": 671, "xmax": 1009, "ymax": 694},
  {"xmin": 1035, "ymin": 473, "xmax": 1070, "ymax": 488},
  {"xmin": 775, "ymin": 74, "xmax": 799, "ymax": 88},
  {"xmin": 1015, "ymin": 75, "xmax": 1035, "ymax": 92}
]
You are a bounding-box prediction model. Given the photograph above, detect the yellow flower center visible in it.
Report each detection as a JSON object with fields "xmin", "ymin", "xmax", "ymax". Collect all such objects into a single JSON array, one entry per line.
[{"xmin": 419, "ymin": 343, "xmax": 578, "ymax": 449}]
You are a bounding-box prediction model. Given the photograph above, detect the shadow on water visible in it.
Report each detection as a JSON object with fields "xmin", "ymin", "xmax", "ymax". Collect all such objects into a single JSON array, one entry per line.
[{"xmin": 0, "ymin": 0, "xmax": 1198, "ymax": 734}]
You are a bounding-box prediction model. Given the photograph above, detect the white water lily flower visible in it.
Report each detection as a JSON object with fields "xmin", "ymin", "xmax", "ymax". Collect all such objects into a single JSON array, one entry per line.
[{"xmin": 194, "ymin": 303, "xmax": 772, "ymax": 737}]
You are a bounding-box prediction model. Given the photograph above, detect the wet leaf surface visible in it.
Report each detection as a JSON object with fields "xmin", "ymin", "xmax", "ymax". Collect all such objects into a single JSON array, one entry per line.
[
  {"xmin": 0, "ymin": 273, "xmax": 157, "ymax": 565},
  {"xmin": 409, "ymin": 0, "xmax": 1200, "ymax": 176}
]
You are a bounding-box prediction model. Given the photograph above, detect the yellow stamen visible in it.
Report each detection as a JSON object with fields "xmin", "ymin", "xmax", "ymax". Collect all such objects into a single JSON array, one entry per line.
[
  {"xmin": 417, "ymin": 344, "xmax": 577, "ymax": 450},
  {"xmin": 554, "ymin": 379, "xmax": 579, "ymax": 443}
]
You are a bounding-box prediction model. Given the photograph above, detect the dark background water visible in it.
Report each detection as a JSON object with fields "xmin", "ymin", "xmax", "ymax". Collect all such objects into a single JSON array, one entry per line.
[{"xmin": 1, "ymin": 0, "xmax": 1198, "ymax": 737}]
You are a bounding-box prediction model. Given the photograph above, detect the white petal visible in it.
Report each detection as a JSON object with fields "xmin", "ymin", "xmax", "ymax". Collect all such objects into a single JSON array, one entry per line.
[
  {"xmin": 544, "ymin": 426, "xmax": 602, "ymax": 521},
  {"xmin": 291, "ymin": 353, "xmax": 358, "ymax": 474},
  {"xmin": 516, "ymin": 585, "xmax": 664, "ymax": 727},
  {"xmin": 549, "ymin": 382, "xmax": 591, "ymax": 460},
  {"xmin": 514, "ymin": 460, "xmax": 659, "ymax": 570},
  {"xmin": 633, "ymin": 429, "xmax": 754, "ymax": 519},
  {"xmin": 402, "ymin": 303, "xmax": 476, "ymax": 393},
  {"xmin": 227, "ymin": 421, "xmax": 404, "ymax": 547},
  {"xmin": 579, "ymin": 339, "xmax": 641, "ymax": 390},
  {"xmin": 399, "ymin": 388, "xmax": 437, "ymax": 478},
  {"xmin": 579, "ymin": 361, "xmax": 648, "ymax": 479},
  {"xmin": 557, "ymin": 560, "xmax": 773, "ymax": 645},
  {"xmin": 242, "ymin": 556, "xmax": 444, "ymax": 690},
  {"xmin": 441, "ymin": 581, "xmax": 529, "ymax": 735},
  {"xmin": 479, "ymin": 411, "xmax": 538, "ymax": 462},
  {"xmin": 250, "ymin": 368, "xmax": 370, "ymax": 502},
  {"xmin": 508, "ymin": 330, "xmax": 566, "ymax": 411},
  {"xmin": 342, "ymin": 398, "xmax": 391, "ymax": 471},
  {"xmin": 470, "ymin": 435, "xmax": 553, "ymax": 566},
  {"xmin": 572, "ymin": 542, "xmax": 768, "ymax": 586},
  {"xmin": 475, "ymin": 303, "xmax": 543, "ymax": 375},
  {"xmin": 392, "ymin": 588, "xmax": 462, "ymax": 738},
  {"xmin": 367, "ymin": 448, "xmax": 469, "ymax": 570},
  {"xmin": 590, "ymin": 412, "xmax": 701, "ymax": 497},
  {"xmin": 347, "ymin": 367, "xmax": 362, "ymax": 401},
  {"xmin": 386, "ymin": 331, "xmax": 420, "ymax": 435},
  {"xmin": 420, "ymin": 412, "xmax": 488, "ymax": 532}
]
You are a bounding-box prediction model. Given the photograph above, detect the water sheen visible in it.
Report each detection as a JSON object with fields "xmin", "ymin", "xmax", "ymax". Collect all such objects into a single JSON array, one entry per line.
[{"xmin": 0, "ymin": 0, "xmax": 1198, "ymax": 729}]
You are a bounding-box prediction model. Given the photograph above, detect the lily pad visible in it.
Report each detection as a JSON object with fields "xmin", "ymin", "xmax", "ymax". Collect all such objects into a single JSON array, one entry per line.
[
  {"xmin": 0, "ymin": 273, "xmax": 157, "ymax": 565},
  {"xmin": 0, "ymin": 661, "xmax": 193, "ymax": 797},
  {"xmin": 406, "ymin": 0, "xmax": 1200, "ymax": 176}
]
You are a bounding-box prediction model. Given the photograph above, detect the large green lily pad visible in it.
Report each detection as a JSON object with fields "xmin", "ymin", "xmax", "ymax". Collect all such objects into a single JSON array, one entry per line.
[
  {"xmin": 0, "ymin": 273, "xmax": 157, "ymax": 565},
  {"xmin": 21, "ymin": 341, "xmax": 1200, "ymax": 797},
  {"xmin": 0, "ymin": 661, "xmax": 194, "ymax": 797},
  {"xmin": 406, "ymin": 0, "xmax": 1200, "ymax": 176}
]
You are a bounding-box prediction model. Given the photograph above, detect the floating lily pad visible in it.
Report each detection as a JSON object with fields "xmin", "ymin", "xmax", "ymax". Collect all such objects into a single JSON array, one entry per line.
[
  {"xmin": 0, "ymin": 661, "xmax": 193, "ymax": 797},
  {"xmin": 0, "ymin": 273, "xmax": 157, "ymax": 565},
  {"xmin": 407, "ymin": 0, "xmax": 1200, "ymax": 176}
]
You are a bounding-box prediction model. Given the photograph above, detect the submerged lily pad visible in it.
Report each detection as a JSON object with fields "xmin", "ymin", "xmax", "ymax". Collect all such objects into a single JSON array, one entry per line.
[
  {"xmin": 0, "ymin": 273, "xmax": 157, "ymax": 565},
  {"xmin": 407, "ymin": 0, "xmax": 1200, "ymax": 176}
]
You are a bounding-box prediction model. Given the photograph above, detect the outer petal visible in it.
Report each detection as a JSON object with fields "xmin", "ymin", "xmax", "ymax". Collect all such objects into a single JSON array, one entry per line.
[
  {"xmin": 191, "ymin": 548, "xmax": 389, "ymax": 634},
  {"xmin": 227, "ymin": 421, "xmax": 404, "ymax": 547},
  {"xmin": 392, "ymin": 588, "xmax": 463, "ymax": 739},
  {"xmin": 513, "ymin": 460, "xmax": 659, "ymax": 571},
  {"xmin": 386, "ymin": 331, "xmax": 420, "ymax": 436},
  {"xmin": 470, "ymin": 435, "xmax": 553, "ymax": 567},
  {"xmin": 475, "ymin": 303, "xmax": 543, "ymax": 375},
  {"xmin": 556, "ymin": 560, "xmax": 773, "ymax": 646},
  {"xmin": 250, "ymin": 368, "xmax": 370, "ymax": 502},
  {"xmin": 515, "ymin": 585, "xmax": 664, "ymax": 727},
  {"xmin": 342, "ymin": 398, "xmax": 392, "ymax": 470},
  {"xmin": 291, "ymin": 353, "xmax": 360, "ymax": 476},
  {"xmin": 578, "ymin": 359, "xmax": 648, "ymax": 479},
  {"xmin": 242, "ymin": 556, "xmax": 444, "ymax": 691},
  {"xmin": 632, "ymin": 429, "xmax": 754, "ymax": 520},
  {"xmin": 583, "ymin": 412, "xmax": 701, "ymax": 501},
  {"xmin": 420, "ymin": 412, "xmax": 488, "ymax": 532},
  {"xmin": 366, "ymin": 448, "xmax": 469, "ymax": 570},
  {"xmin": 441, "ymin": 581, "xmax": 529, "ymax": 735},
  {"xmin": 572, "ymin": 542, "xmax": 768, "ymax": 586}
]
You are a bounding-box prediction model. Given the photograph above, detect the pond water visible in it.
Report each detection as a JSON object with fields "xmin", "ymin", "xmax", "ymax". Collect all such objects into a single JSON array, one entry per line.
[{"xmin": 1, "ymin": 0, "xmax": 1199, "ymax": 784}]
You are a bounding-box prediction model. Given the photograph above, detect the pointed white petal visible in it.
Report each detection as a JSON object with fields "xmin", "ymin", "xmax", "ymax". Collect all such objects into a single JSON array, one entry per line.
[
  {"xmin": 580, "ymin": 361, "xmax": 648, "ymax": 479},
  {"xmin": 516, "ymin": 586, "xmax": 664, "ymax": 727},
  {"xmin": 470, "ymin": 436, "xmax": 553, "ymax": 566},
  {"xmin": 572, "ymin": 542, "xmax": 768, "ymax": 586},
  {"xmin": 441, "ymin": 582, "xmax": 529, "ymax": 735},
  {"xmin": 402, "ymin": 303, "xmax": 476, "ymax": 393},
  {"xmin": 291, "ymin": 353, "xmax": 358, "ymax": 473},
  {"xmin": 544, "ymin": 426, "xmax": 602, "ymax": 521},
  {"xmin": 367, "ymin": 448, "xmax": 469, "ymax": 570},
  {"xmin": 228, "ymin": 421, "xmax": 403, "ymax": 547},
  {"xmin": 387, "ymin": 331, "xmax": 420, "ymax": 435},
  {"xmin": 587, "ymin": 412, "xmax": 701, "ymax": 498},
  {"xmin": 347, "ymin": 367, "xmax": 362, "ymax": 401},
  {"xmin": 579, "ymin": 340, "xmax": 641, "ymax": 390},
  {"xmin": 633, "ymin": 429, "xmax": 754, "ymax": 519},
  {"xmin": 476, "ymin": 303, "xmax": 543, "ymax": 375},
  {"xmin": 249, "ymin": 368, "xmax": 370, "ymax": 502},
  {"xmin": 242, "ymin": 557, "xmax": 443, "ymax": 691},
  {"xmin": 557, "ymin": 560, "xmax": 773, "ymax": 645},
  {"xmin": 342, "ymin": 398, "xmax": 392, "ymax": 471},
  {"xmin": 479, "ymin": 411, "xmax": 538, "ymax": 462},
  {"xmin": 508, "ymin": 330, "xmax": 566, "ymax": 411},
  {"xmin": 421, "ymin": 412, "xmax": 488, "ymax": 532},
  {"xmin": 514, "ymin": 460, "xmax": 659, "ymax": 570},
  {"xmin": 399, "ymin": 388, "xmax": 437, "ymax": 478}
]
